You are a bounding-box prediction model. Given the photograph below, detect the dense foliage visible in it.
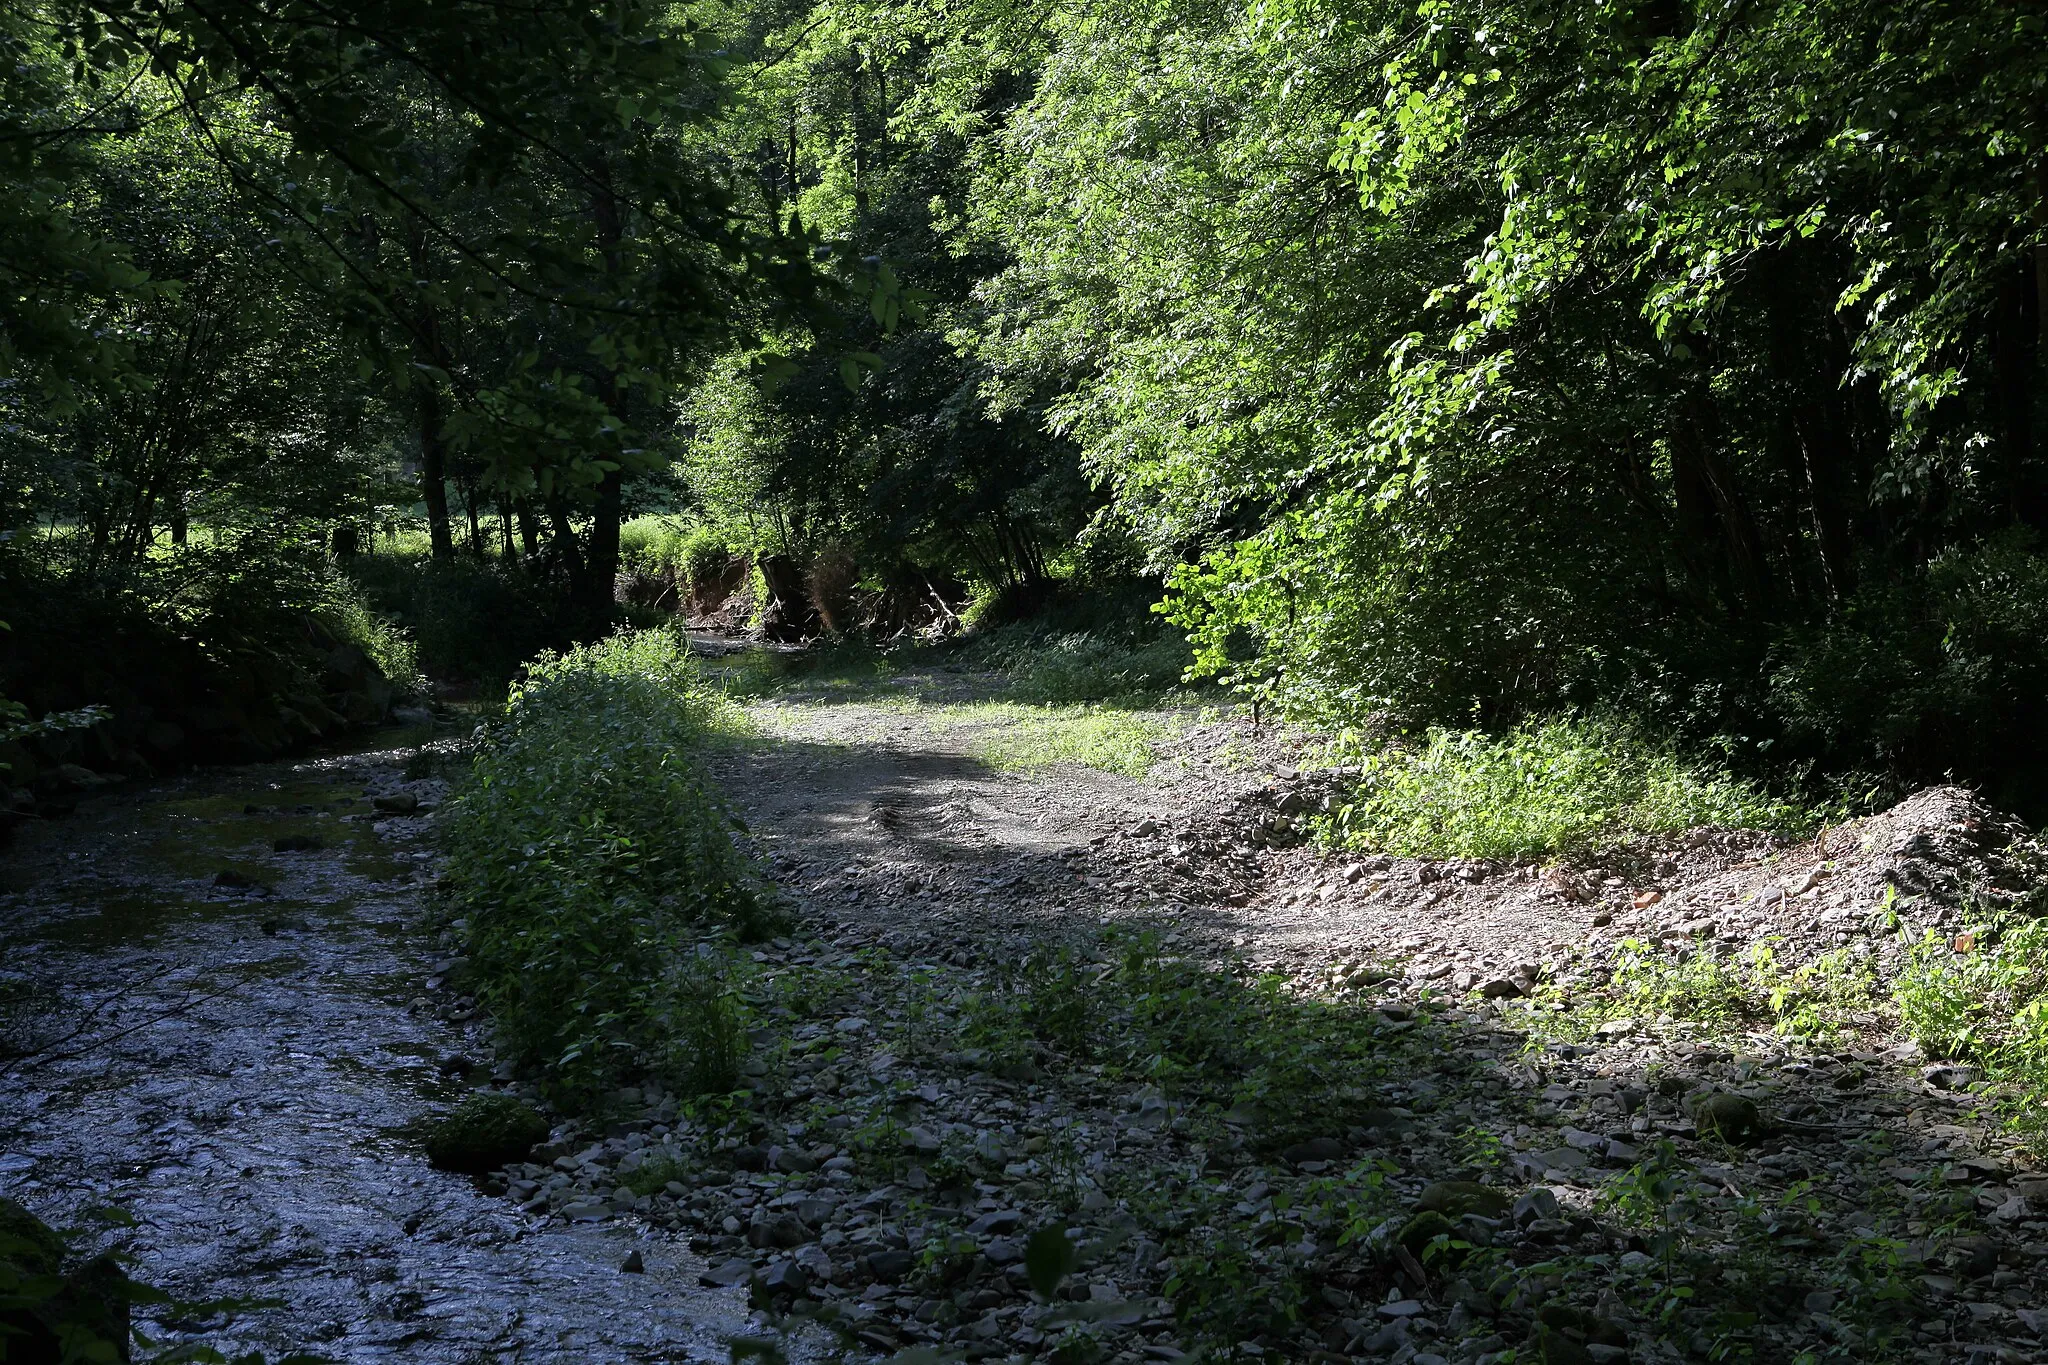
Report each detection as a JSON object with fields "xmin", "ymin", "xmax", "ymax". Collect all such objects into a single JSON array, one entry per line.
[
  {"xmin": 6, "ymin": 0, "xmax": 2048, "ymax": 808},
  {"xmin": 648, "ymin": 0, "xmax": 2048, "ymax": 807},
  {"xmin": 441, "ymin": 631, "xmax": 776, "ymax": 1099},
  {"xmin": 1323, "ymin": 719, "xmax": 1809, "ymax": 861}
]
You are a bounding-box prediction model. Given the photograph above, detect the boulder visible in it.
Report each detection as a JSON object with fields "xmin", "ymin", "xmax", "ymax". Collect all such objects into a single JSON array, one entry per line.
[
  {"xmin": 1281, "ymin": 1136, "xmax": 1347, "ymax": 1166},
  {"xmin": 1415, "ymin": 1180, "xmax": 1512, "ymax": 1219},
  {"xmin": 1531, "ymin": 1302, "xmax": 1628, "ymax": 1364},
  {"xmin": 422, "ymin": 1093, "xmax": 551, "ymax": 1174}
]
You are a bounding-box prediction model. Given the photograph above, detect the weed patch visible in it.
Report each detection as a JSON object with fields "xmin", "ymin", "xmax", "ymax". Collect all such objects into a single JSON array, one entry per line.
[
  {"xmin": 1555, "ymin": 936, "xmax": 1881, "ymax": 1043},
  {"xmin": 1896, "ymin": 912, "xmax": 2048, "ymax": 1125},
  {"xmin": 960, "ymin": 933, "xmax": 1399, "ymax": 1146},
  {"xmin": 1322, "ymin": 717, "xmax": 1814, "ymax": 860},
  {"xmin": 1006, "ymin": 631, "xmax": 1195, "ymax": 707}
]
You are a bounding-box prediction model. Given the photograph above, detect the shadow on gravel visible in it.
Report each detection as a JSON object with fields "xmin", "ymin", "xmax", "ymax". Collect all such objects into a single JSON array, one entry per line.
[
  {"xmin": 712, "ymin": 918, "xmax": 2024, "ymax": 1364},
  {"xmin": 714, "ymin": 731, "xmax": 1251, "ymax": 952}
]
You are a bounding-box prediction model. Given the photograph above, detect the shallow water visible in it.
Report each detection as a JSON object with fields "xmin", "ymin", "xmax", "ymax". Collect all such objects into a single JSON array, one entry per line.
[{"xmin": 0, "ymin": 745, "xmax": 760, "ymax": 1363}]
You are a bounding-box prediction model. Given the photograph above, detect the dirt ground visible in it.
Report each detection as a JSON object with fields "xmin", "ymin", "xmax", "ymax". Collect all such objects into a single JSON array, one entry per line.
[
  {"xmin": 702, "ymin": 659, "xmax": 2034, "ymax": 999},
  {"xmin": 677, "ymin": 653, "xmax": 2048, "ymax": 1364}
]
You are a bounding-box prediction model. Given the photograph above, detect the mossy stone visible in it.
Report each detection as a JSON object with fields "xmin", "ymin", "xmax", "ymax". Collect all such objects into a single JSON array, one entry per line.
[
  {"xmin": 1688, "ymin": 1091, "xmax": 1764, "ymax": 1143},
  {"xmin": 423, "ymin": 1093, "xmax": 550, "ymax": 1174},
  {"xmin": 1415, "ymin": 1179, "xmax": 1512, "ymax": 1219},
  {"xmin": 1394, "ymin": 1209, "xmax": 1461, "ymax": 1261},
  {"xmin": 1533, "ymin": 1302, "xmax": 1629, "ymax": 1364}
]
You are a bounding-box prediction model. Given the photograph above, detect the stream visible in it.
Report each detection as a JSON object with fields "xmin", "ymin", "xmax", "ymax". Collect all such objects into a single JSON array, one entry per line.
[{"xmin": 0, "ymin": 738, "xmax": 760, "ymax": 1362}]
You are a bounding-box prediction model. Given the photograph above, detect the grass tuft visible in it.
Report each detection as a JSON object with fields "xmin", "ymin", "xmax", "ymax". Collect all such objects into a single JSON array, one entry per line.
[{"xmin": 954, "ymin": 703, "xmax": 1174, "ymax": 777}]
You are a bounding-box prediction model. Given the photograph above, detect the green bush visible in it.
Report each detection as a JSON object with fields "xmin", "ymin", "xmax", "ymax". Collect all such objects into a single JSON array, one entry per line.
[
  {"xmin": 617, "ymin": 516, "xmax": 744, "ymax": 582},
  {"xmin": 1010, "ymin": 631, "xmax": 1192, "ymax": 706},
  {"xmin": 675, "ymin": 523, "xmax": 743, "ymax": 583},
  {"xmin": 942, "ymin": 578, "xmax": 1200, "ymax": 706},
  {"xmin": 0, "ymin": 536, "xmax": 422, "ymax": 768},
  {"xmin": 616, "ymin": 516, "xmax": 678, "ymax": 572},
  {"xmin": 1324, "ymin": 717, "xmax": 1811, "ymax": 860},
  {"xmin": 441, "ymin": 629, "xmax": 775, "ymax": 1102}
]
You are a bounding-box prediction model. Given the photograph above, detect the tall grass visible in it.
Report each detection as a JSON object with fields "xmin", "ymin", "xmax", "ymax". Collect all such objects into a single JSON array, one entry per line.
[
  {"xmin": 441, "ymin": 629, "xmax": 776, "ymax": 1102},
  {"xmin": 1324, "ymin": 717, "xmax": 1812, "ymax": 860},
  {"xmin": 316, "ymin": 577, "xmax": 425, "ymax": 697},
  {"xmin": 618, "ymin": 516, "xmax": 743, "ymax": 581}
]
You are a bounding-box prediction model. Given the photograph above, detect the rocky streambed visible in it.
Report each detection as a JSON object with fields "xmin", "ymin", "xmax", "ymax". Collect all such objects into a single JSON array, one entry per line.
[{"xmin": 0, "ymin": 738, "xmax": 763, "ymax": 1363}]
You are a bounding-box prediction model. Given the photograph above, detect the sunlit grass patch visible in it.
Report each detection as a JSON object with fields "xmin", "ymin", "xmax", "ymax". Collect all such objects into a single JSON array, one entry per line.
[
  {"xmin": 1322, "ymin": 716, "xmax": 1814, "ymax": 860},
  {"xmin": 941, "ymin": 702, "xmax": 1176, "ymax": 777}
]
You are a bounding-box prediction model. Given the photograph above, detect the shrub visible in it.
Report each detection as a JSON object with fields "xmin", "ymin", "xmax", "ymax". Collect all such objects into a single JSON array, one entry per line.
[
  {"xmin": 1323, "ymin": 717, "xmax": 1812, "ymax": 860},
  {"xmin": 616, "ymin": 516, "xmax": 679, "ymax": 572},
  {"xmin": 946, "ymin": 578, "xmax": 1200, "ymax": 706},
  {"xmin": 0, "ymin": 536, "xmax": 423, "ymax": 769},
  {"xmin": 441, "ymin": 629, "xmax": 776, "ymax": 1101},
  {"xmin": 1770, "ymin": 531, "xmax": 2048, "ymax": 812}
]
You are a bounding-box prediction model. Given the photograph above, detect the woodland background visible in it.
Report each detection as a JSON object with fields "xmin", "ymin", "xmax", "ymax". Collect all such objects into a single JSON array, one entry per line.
[{"xmin": 5, "ymin": 0, "xmax": 2048, "ymax": 816}]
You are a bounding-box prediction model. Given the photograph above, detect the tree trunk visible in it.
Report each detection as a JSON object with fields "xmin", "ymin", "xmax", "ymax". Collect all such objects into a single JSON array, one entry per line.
[
  {"xmin": 516, "ymin": 499, "xmax": 540, "ymax": 558},
  {"xmin": 1763, "ymin": 249, "xmax": 1860, "ymax": 599},
  {"xmin": 1678, "ymin": 389, "xmax": 1770, "ymax": 613},
  {"xmin": 464, "ymin": 480, "xmax": 485, "ymax": 559},
  {"xmin": 572, "ymin": 158, "xmax": 628, "ymax": 635},
  {"xmin": 408, "ymin": 226, "xmax": 456, "ymax": 560},
  {"xmin": 417, "ymin": 383, "xmax": 455, "ymax": 560}
]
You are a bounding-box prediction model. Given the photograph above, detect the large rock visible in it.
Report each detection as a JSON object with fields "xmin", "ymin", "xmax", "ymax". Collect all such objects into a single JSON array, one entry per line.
[
  {"xmin": 422, "ymin": 1093, "xmax": 551, "ymax": 1174},
  {"xmin": 1415, "ymin": 1180, "xmax": 1512, "ymax": 1219},
  {"xmin": 1688, "ymin": 1092, "xmax": 1763, "ymax": 1143}
]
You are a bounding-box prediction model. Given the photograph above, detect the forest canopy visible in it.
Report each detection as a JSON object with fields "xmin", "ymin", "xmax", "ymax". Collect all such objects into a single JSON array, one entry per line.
[{"xmin": 6, "ymin": 0, "xmax": 2048, "ymax": 811}]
